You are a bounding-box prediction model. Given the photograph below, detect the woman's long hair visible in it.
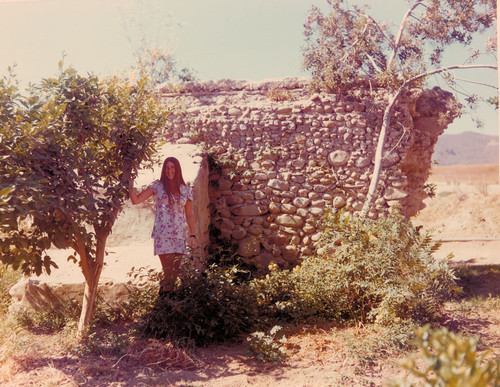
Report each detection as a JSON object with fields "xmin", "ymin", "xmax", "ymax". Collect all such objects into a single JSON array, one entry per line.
[{"xmin": 160, "ymin": 157, "xmax": 186, "ymax": 203}]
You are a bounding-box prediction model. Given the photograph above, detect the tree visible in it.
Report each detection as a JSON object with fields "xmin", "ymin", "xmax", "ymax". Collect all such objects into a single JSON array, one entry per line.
[
  {"xmin": 119, "ymin": 0, "xmax": 197, "ymax": 85},
  {"xmin": 302, "ymin": 0, "xmax": 497, "ymax": 215},
  {"xmin": 0, "ymin": 63, "xmax": 169, "ymax": 336}
]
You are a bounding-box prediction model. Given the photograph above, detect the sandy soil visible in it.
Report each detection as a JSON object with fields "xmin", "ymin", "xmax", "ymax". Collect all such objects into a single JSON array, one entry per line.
[{"xmin": 414, "ymin": 182, "xmax": 500, "ymax": 266}]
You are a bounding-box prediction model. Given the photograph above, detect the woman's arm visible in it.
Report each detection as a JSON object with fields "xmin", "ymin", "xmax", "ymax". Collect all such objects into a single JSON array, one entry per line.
[{"xmin": 129, "ymin": 178, "xmax": 154, "ymax": 205}]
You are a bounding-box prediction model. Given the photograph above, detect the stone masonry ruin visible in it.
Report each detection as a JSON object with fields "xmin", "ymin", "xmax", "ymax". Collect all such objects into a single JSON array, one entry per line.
[{"xmin": 158, "ymin": 77, "xmax": 460, "ymax": 268}]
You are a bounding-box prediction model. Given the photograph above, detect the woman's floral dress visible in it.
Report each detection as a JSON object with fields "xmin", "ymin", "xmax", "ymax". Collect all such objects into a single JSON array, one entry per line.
[{"xmin": 148, "ymin": 180, "xmax": 192, "ymax": 255}]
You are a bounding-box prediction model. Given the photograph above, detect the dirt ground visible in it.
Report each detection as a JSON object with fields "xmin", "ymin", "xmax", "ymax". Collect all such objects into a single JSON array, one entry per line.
[{"xmin": 1, "ymin": 165, "xmax": 499, "ymax": 387}]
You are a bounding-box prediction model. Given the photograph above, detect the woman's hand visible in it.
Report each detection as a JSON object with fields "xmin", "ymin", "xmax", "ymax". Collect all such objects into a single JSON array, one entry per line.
[
  {"xmin": 129, "ymin": 183, "xmax": 153, "ymax": 205},
  {"xmin": 188, "ymin": 235, "xmax": 197, "ymax": 248},
  {"xmin": 127, "ymin": 174, "xmax": 135, "ymax": 191},
  {"xmin": 128, "ymin": 176, "xmax": 136, "ymax": 201}
]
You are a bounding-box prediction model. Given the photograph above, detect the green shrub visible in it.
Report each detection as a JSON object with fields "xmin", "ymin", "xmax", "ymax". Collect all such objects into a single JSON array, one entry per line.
[
  {"xmin": 12, "ymin": 283, "xmax": 156, "ymax": 333},
  {"xmin": 140, "ymin": 212, "xmax": 460, "ymax": 347},
  {"xmin": 392, "ymin": 324, "xmax": 500, "ymax": 386},
  {"xmin": 14, "ymin": 298, "xmax": 81, "ymax": 332},
  {"xmin": 140, "ymin": 263, "xmax": 261, "ymax": 346},
  {"xmin": 73, "ymin": 328, "xmax": 131, "ymax": 357},
  {"xmin": 252, "ymin": 211, "xmax": 460, "ymax": 325},
  {"xmin": 342, "ymin": 321, "xmax": 416, "ymax": 369}
]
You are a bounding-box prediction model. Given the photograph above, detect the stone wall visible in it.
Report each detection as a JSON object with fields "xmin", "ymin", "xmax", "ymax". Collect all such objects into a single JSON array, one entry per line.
[{"xmin": 157, "ymin": 78, "xmax": 460, "ymax": 267}]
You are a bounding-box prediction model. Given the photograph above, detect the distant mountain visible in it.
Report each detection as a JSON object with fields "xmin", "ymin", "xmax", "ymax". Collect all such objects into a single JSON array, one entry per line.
[{"xmin": 433, "ymin": 131, "xmax": 499, "ymax": 166}]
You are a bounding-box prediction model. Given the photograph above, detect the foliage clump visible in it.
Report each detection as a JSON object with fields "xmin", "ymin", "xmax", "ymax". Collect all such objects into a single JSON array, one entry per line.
[
  {"xmin": 252, "ymin": 211, "xmax": 460, "ymax": 326},
  {"xmin": 140, "ymin": 264, "xmax": 261, "ymax": 346},
  {"xmin": 14, "ymin": 299, "xmax": 80, "ymax": 332},
  {"xmin": 141, "ymin": 211, "xmax": 459, "ymax": 347},
  {"xmin": 2, "ymin": 211, "xmax": 461, "ymax": 351},
  {"xmin": 266, "ymin": 86, "xmax": 295, "ymax": 102},
  {"xmin": 246, "ymin": 325, "xmax": 288, "ymax": 364},
  {"xmin": 392, "ymin": 324, "xmax": 500, "ymax": 387}
]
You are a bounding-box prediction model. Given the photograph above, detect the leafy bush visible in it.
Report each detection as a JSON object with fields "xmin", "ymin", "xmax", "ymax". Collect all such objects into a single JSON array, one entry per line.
[
  {"xmin": 73, "ymin": 328, "xmax": 131, "ymax": 357},
  {"xmin": 342, "ymin": 322, "xmax": 416, "ymax": 369},
  {"xmin": 392, "ymin": 325, "xmax": 500, "ymax": 386},
  {"xmin": 11, "ymin": 282, "xmax": 156, "ymax": 333},
  {"xmin": 252, "ymin": 211, "xmax": 460, "ymax": 325},
  {"xmin": 139, "ymin": 212, "xmax": 460, "ymax": 347},
  {"xmin": 140, "ymin": 263, "xmax": 261, "ymax": 346},
  {"xmin": 14, "ymin": 298, "xmax": 81, "ymax": 332}
]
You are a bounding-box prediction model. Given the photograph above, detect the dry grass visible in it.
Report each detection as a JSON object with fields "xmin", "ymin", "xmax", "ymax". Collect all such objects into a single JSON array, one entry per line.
[{"xmin": 118, "ymin": 338, "xmax": 204, "ymax": 371}]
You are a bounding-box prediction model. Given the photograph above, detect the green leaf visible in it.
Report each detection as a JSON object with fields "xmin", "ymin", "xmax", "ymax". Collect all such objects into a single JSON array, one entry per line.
[
  {"xmin": 53, "ymin": 232, "xmax": 68, "ymax": 249},
  {"xmin": 67, "ymin": 255, "xmax": 77, "ymax": 264},
  {"xmin": 0, "ymin": 187, "xmax": 13, "ymax": 198}
]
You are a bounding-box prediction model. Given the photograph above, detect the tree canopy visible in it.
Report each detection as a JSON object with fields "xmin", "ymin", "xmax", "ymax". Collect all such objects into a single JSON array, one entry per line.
[
  {"xmin": 303, "ymin": 0, "xmax": 496, "ymax": 94},
  {"xmin": 302, "ymin": 0, "xmax": 497, "ymax": 214}
]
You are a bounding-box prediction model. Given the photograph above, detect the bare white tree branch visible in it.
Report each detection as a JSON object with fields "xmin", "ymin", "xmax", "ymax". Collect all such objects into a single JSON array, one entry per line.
[
  {"xmin": 387, "ymin": 1, "xmax": 426, "ymax": 70},
  {"xmin": 365, "ymin": 53, "xmax": 383, "ymax": 73},
  {"xmin": 404, "ymin": 64, "xmax": 498, "ymax": 87},
  {"xmin": 450, "ymin": 76, "xmax": 499, "ymax": 90}
]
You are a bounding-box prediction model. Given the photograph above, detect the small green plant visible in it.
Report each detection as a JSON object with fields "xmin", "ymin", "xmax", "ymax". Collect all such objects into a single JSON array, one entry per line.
[
  {"xmin": 14, "ymin": 298, "xmax": 81, "ymax": 332},
  {"xmin": 73, "ymin": 329, "xmax": 131, "ymax": 357},
  {"xmin": 11, "ymin": 281, "xmax": 156, "ymax": 335},
  {"xmin": 187, "ymin": 128, "xmax": 205, "ymax": 142},
  {"xmin": 266, "ymin": 86, "xmax": 294, "ymax": 102},
  {"xmin": 247, "ymin": 325, "xmax": 288, "ymax": 364},
  {"xmin": 424, "ymin": 182, "xmax": 437, "ymax": 198},
  {"xmin": 391, "ymin": 324, "xmax": 500, "ymax": 387},
  {"xmin": 0, "ymin": 264, "xmax": 22, "ymax": 315},
  {"xmin": 241, "ymin": 169, "xmax": 255, "ymax": 178},
  {"xmin": 255, "ymin": 144, "xmax": 280, "ymax": 161},
  {"xmin": 216, "ymin": 156, "xmax": 236, "ymax": 169},
  {"xmin": 227, "ymin": 170, "xmax": 238, "ymax": 180},
  {"xmin": 343, "ymin": 322, "xmax": 416, "ymax": 370}
]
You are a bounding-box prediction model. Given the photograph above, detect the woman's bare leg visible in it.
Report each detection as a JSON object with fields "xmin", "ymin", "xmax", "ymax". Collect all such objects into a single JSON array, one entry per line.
[{"xmin": 159, "ymin": 254, "xmax": 181, "ymax": 291}]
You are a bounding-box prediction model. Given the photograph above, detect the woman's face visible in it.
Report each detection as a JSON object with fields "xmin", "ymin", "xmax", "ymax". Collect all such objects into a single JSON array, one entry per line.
[{"xmin": 165, "ymin": 161, "xmax": 176, "ymax": 180}]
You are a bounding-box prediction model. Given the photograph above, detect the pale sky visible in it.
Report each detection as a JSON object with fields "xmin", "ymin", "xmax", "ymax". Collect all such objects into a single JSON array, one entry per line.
[{"xmin": 0, "ymin": 0, "xmax": 498, "ymax": 136}]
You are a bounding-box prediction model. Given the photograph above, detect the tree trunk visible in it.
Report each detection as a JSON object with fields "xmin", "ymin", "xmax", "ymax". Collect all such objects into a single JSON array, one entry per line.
[
  {"xmin": 76, "ymin": 233, "xmax": 107, "ymax": 338},
  {"xmin": 77, "ymin": 267, "xmax": 99, "ymax": 337},
  {"xmin": 361, "ymin": 93, "xmax": 398, "ymax": 217}
]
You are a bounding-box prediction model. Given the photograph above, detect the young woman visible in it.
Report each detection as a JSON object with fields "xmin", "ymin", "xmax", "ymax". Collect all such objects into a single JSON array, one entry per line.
[{"xmin": 129, "ymin": 157, "xmax": 196, "ymax": 292}]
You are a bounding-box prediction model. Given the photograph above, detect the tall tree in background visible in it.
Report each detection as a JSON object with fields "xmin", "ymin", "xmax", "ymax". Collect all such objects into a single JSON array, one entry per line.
[
  {"xmin": 120, "ymin": 0, "xmax": 197, "ymax": 84},
  {"xmin": 303, "ymin": 0, "xmax": 497, "ymax": 214},
  {"xmin": 0, "ymin": 64, "xmax": 169, "ymax": 336}
]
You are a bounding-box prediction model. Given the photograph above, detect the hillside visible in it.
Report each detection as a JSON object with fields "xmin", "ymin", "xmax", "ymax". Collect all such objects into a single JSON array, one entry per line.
[{"xmin": 433, "ymin": 131, "xmax": 498, "ymax": 166}]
